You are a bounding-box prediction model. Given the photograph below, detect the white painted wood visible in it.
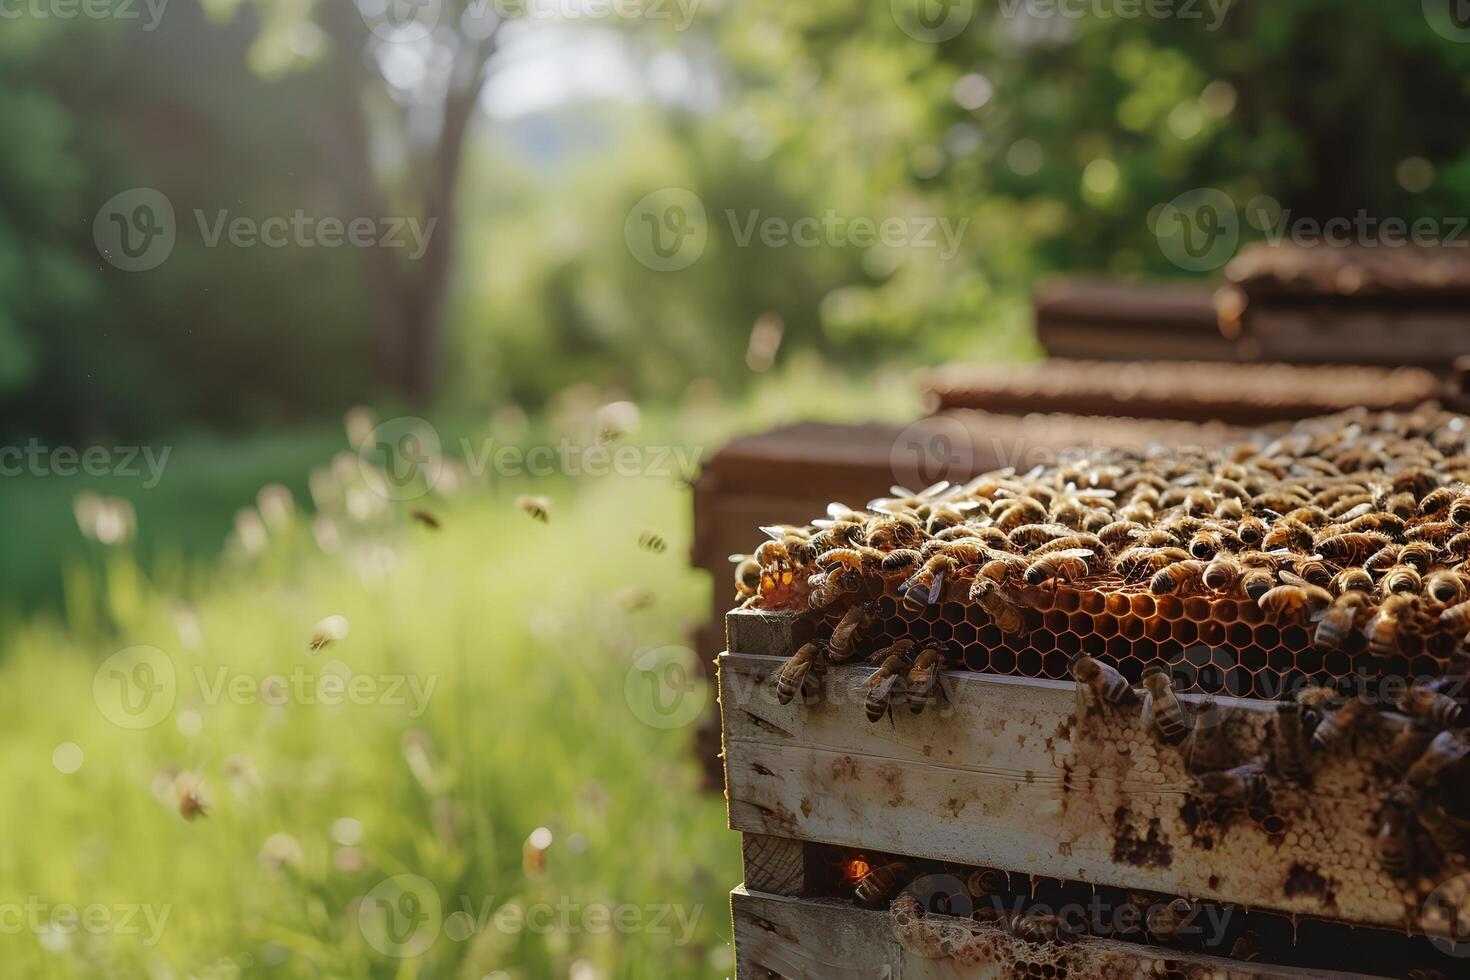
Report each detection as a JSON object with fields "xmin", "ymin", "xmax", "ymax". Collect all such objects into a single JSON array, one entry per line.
[{"xmin": 720, "ymin": 651, "xmax": 1466, "ymax": 932}]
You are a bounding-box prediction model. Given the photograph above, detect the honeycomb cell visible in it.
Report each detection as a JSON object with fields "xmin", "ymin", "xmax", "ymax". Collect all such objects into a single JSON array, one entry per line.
[
  {"xmin": 1133, "ymin": 638, "xmax": 1158, "ymax": 661},
  {"xmin": 1068, "ymin": 612, "xmax": 1092, "ymax": 635},
  {"xmin": 1053, "ymin": 631, "xmax": 1081, "ymax": 657},
  {"xmin": 1281, "ymin": 625, "xmax": 1309, "ymax": 650},
  {"xmin": 1255, "ymin": 624, "xmax": 1282, "ymax": 649},
  {"xmin": 877, "ymin": 596, "xmax": 898, "ymax": 618},
  {"xmin": 1105, "ymin": 635, "xmax": 1130, "ymax": 661},
  {"xmin": 1105, "ymin": 593, "xmax": 1129, "ymax": 616},
  {"xmin": 1236, "ymin": 601, "xmax": 1265, "ymax": 625},
  {"xmin": 1171, "ymin": 620, "xmax": 1198, "ymax": 645},
  {"xmin": 1226, "ymin": 622, "xmax": 1253, "ymax": 649},
  {"xmin": 1212, "ymin": 599, "xmax": 1240, "ymax": 624},
  {"xmin": 1129, "ymin": 594, "xmax": 1156, "ymax": 618},
  {"xmin": 1183, "ymin": 596, "xmax": 1211, "ymax": 622},
  {"xmin": 1042, "ymin": 650, "xmax": 1071, "ymax": 678},
  {"xmin": 1081, "ymin": 634, "xmax": 1106, "ymax": 656},
  {"xmin": 1238, "ymin": 644, "xmax": 1267, "ymax": 672},
  {"xmin": 1080, "ymin": 591, "xmax": 1106, "ymax": 614},
  {"xmin": 1199, "ymin": 620, "xmax": 1227, "ymax": 647},
  {"xmin": 965, "ymin": 605, "xmax": 986, "ymax": 626},
  {"xmin": 978, "ymin": 625, "xmax": 1003, "ymax": 648},
  {"xmin": 1266, "ymin": 645, "xmax": 1295, "ymax": 673},
  {"xmin": 1120, "ymin": 616, "xmax": 1145, "ymax": 641},
  {"xmin": 931, "ymin": 621, "xmax": 954, "ymax": 643},
  {"xmin": 1156, "ymin": 595, "xmax": 1184, "ymax": 621},
  {"xmin": 1322, "ymin": 650, "xmax": 1351, "ymax": 677},
  {"xmin": 1094, "ymin": 615, "xmax": 1119, "ymax": 639},
  {"xmin": 963, "ymin": 646, "xmax": 990, "ymax": 672},
  {"xmin": 1252, "ymin": 668, "xmax": 1286, "ymax": 700},
  {"xmin": 955, "ymin": 621, "xmax": 977, "ymax": 644},
  {"xmin": 941, "ymin": 601, "xmax": 965, "ymax": 623},
  {"xmin": 1054, "ymin": 588, "xmax": 1081, "ymax": 613},
  {"xmin": 990, "ymin": 648, "xmax": 1016, "ymax": 674},
  {"xmin": 1412, "ymin": 654, "xmax": 1441, "ymax": 679},
  {"xmin": 1029, "ymin": 588, "xmax": 1056, "ymax": 612},
  {"xmin": 1017, "ymin": 649, "xmax": 1043, "ymax": 677},
  {"xmin": 1144, "ymin": 617, "xmax": 1171, "ymax": 642},
  {"xmin": 1294, "ymin": 649, "xmax": 1322, "ymax": 675},
  {"xmin": 1043, "ymin": 610, "xmax": 1070, "ymax": 634}
]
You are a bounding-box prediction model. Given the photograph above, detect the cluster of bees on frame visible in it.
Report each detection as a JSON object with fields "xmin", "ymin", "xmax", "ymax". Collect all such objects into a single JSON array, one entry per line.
[{"xmin": 739, "ymin": 406, "xmax": 1470, "ymax": 868}]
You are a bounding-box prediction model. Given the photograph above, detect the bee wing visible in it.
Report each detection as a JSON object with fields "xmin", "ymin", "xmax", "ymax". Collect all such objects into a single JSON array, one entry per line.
[
  {"xmin": 728, "ymin": 554, "xmax": 751, "ymax": 563},
  {"xmin": 757, "ymin": 525, "xmax": 787, "ymax": 541},
  {"xmin": 1052, "ymin": 548, "xmax": 1096, "ymax": 560},
  {"xmin": 917, "ymin": 481, "xmax": 952, "ymax": 499},
  {"xmin": 888, "ymin": 485, "xmax": 916, "ymax": 498},
  {"xmin": 1278, "ymin": 570, "xmax": 1310, "ymax": 588},
  {"xmin": 925, "ymin": 571, "xmax": 946, "ymax": 606},
  {"xmin": 826, "ymin": 502, "xmax": 854, "ymax": 519},
  {"xmin": 867, "ymin": 670, "xmax": 901, "ymax": 701}
]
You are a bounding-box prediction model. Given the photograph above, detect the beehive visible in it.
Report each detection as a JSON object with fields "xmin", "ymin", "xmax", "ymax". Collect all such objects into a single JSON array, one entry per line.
[{"xmin": 721, "ymin": 404, "xmax": 1470, "ymax": 978}]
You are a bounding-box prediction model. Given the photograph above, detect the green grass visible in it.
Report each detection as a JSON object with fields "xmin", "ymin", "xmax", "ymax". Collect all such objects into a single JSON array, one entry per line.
[{"xmin": 0, "ymin": 365, "xmax": 925, "ymax": 977}]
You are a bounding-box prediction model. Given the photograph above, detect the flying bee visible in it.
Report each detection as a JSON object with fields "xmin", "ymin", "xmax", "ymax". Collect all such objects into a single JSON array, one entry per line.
[
  {"xmin": 774, "ymin": 641, "xmax": 826, "ymax": 705},
  {"xmin": 1149, "ymin": 559, "xmax": 1207, "ymax": 595},
  {"xmin": 1141, "ymin": 664, "xmax": 1190, "ymax": 746},
  {"xmin": 901, "ymin": 554, "xmax": 957, "ymax": 611},
  {"xmin": 1405, "ymin": 729, "xmax": 1470, "ymax": 793},
  {"xmin": 1274, "ymin": 702, "xmax": 1311, "ymax": 782},
  {"xmin": 1259, "ymin": 579, "xmax": 1333, "ymax": 622},
  {"xmin": 865, "ymin": 655, "xmax": 906, "ymax": 722},
  {"xmin": 1310, "ymin": 695, "xmax": 1373, "ymax": 753},
  {"xmin": 826, "ymin": 601, "xmax": 877, "ymax": 664},
  {"xmin": 731, "ymin": 555, "xmax": 762, "ymax": 601},
  {"xmin": 1230, "ymin": 932, "xmax": 1263, "ymax": 963},
  {"xmin": 1071, "ymin": 654, "xmax": 1139, "ymax": 706},
  {"xmin": 1427, "ymin": 570, "xmax": 1469, "ymax": 605},
  {"xmin": 905, "ymin": 646, "xmax": 947, "ymax": 715},
  {"xmin": 808, "ymin": 568, "xmax": 858, "ymax": 610},
  {"xmin": 1024, "ymin": 548, "xmax": 1093, "ymax": 586},
  {"xmin": 1314, "ymin": 531, "xmax": 1392, "ymax": 563},
  {"xmin": 1379, "ymin": 564, "xmax": 1423, "ymax": 597},
  {"xmin": 1143, "ymin": 897, "xmax": 1197, "ymax": 946},
  {"xmin": 173, "ymin": 772, "xmax": 209, "ymax": 821},
  {"xmin": 1368, "ymin": 594, "xmax": 1420, "ymax": 658},
  {"xmin": 854, "ymin": 861, "xmax": 912, "ymax": 909},
  {"xmin": 1397, "ymin": 683, "xmax": 1464, "ymax": 729},
  {"xmin": 1376, "ymin": 790, "xmax": 1417, "ymax": 877},
  {"xmin": 516, "ymin": 494, "xmax": 551, "ymax": 523},
  {"xmin": 1312, "ymin": 591, "xmax": 1369, "ymax": 651},
  {"xmin": 409, "ymin": 508, "xmax": 441, "ymax": 529},
  {"xmin": 1331, "ymin": 566, "xmax": 1374, "ymax": 596}
]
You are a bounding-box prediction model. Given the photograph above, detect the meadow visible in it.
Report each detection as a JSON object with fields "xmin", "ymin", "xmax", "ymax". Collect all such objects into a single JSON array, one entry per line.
[{"xmin": 0, "ymin": 366, "xmax": 919, "ymax": 978}]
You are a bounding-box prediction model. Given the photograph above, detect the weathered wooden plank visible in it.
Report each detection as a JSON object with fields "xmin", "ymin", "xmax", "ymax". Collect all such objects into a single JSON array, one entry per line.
[
  {"xmin": 742, "ymin": 833, "xmax": 806, "ymax": 898},
  {"xmin": 731, "ymin": 887, "xmax": 1380, "ymax": 980},
  {"xmin": 719, "ymin": 650, "xmax": 1468, "ymax": 933}
]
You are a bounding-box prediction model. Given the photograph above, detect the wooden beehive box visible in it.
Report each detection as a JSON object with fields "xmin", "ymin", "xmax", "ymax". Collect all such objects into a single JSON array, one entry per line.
[{"xmin": 720, "ymin": 610, "xmax": 1467, "ymax": 979}]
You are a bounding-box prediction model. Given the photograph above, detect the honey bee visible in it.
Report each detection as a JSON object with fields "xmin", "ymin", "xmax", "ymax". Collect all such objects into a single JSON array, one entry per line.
[
  {"xmin": 818, "ymin": 545, "xmax": 885, "ymax": 573},
  {"xmin": 926, "ymin": 500, "xmax": 981, "ymax": 534},
  {"xmin": 410, "ymin": 508, "xmax": 441, "ymax": 529},
  {"xmin": 1071, "ymin": 654, "xmax": 1139, "ymax": 706},
  {"xmin": 865, "ymin": 654, "xmax": 906, "ymax": 722},
  {"xmin": 1235, "ymin": 516, "xmax": 1268, "ymax": 547},
  {"xmin": 1342, "ymin": 512, "xmax": 1407, "ymax": 536},
  {"xmin": 1002, "ymin": 910, "xmax": 1074, "ymax": 943},
  {"xmin": 864, "ymin": 513, "xmax": 925, "ymax": 551},
  {"xmin": 1310, "ymin": 695, "xmax": 1373, "ymax": 753},
  {"xmin": 1259, "ymin": 578, "xmax": 1333, "ymax": 622},
  {"xmin": 1116, "ymin": 546, "xmax": 1190, "ymax": 580},
  {"xmin": 905, "ymin": 646, "xmax": 946, "ymax": 714},
  {"xmin": 731, "ymin": 555, "xmax": 762, "ymax": 601},
  {"xmin": 1197, "ymin": 763, "xmax": 1267, "ymax": 808},
  {"xmin": 1149, "ymin": 559, "xmax": 1207, "ymax": 595},
  {"xmin": 1143, "ymin": 897, "xmax": 1196, "ymax": 945},
  {"xmin": 1427, "ymin": 569, "xmax": 1469, "ymax": 604},
  {"xmin": 1023, "ymin": 548, "xmax": 1093, "ymax": 586},
  {"xmin": 1330, "ymin": 567, "xmax": 1374, "ymax": 596},
  {"xmin": 1315, "ymin": 531, "xmax": 1392, "ymax": 563},
  {"xmin": 516, "ymin": 494, "xmax": 551, "ymax": 522},
  {"xmin": 1141, "ymin": 664, "xmax": 1190, "ymax": 746},
  {"xmin": 775, "ymin": 641, "xmax": 825, "ymax": 705},
  {"xmin": 1379, "ymin": 564, "xmax": 1423, "ymax": 597},
  {"xmin": 1399, "ymin": 541, "xmax": 1440, "ymax": 574},
  {"xmin": 809, "ymin": 517, "xmax": 866, "ymax": 552},
  {"xmin": 1230, "ymin": 931, "xmax": 1263, "ymax": 962},
  {"xmin": 1380, "ymin": 490, "xmax": 1420, "ymax": 519},
  {"xmin": 1098, "ymin": 520, "xmax": 1146, "ymax": 550},
  {"xmin": 173, "ymin": 772, "xmax": 209, "ymax": 821},
  {"xmin": 966, "ymin": 868, "xmax": 1010, "ymax": 899},
  {"xmin": 1440, "ymin": 597, "xmax": 1470, "ymax": 634},
  {"xmin": 1408, "ymin": 520, "xmax": 1457, "ymax": 543},
  {"xmin": 1312, "ymin": 591, "xmax": 1369, "ymax": 651},
  {"xmin": 1273, "ymin": 702, "xmax": 1311, "ymax": 782},
  {"xmin": 308, "ymin": 615, "xmax": 349, "ymax": 652},
  {"xmin": 1397, "ymin": 683, "xmax": 1463, "ymax": 728},
  {"xmin": 901, "ymin": 554, "xmax": 957, "ymax": 611},
  {"xmin": 1375, "ymin": 790, "xmax": 1416, "ymax": 877},
  {"xmin": 854, "ymin": 861, "xmax": 912, "ymax": 908},
  {"xmin": 1263, "ymin": 518, "xmax": 1314, "ymax": 552},
  {"xmin": 1368, "ymin": 594, "xmax": 1420, "ymax": 658},
  {"xmin": 1291, "ymin": 556, "xmax": 1333, "ymax": 588},
  {"xmin": 1392, "ymin": 466, "xmax": 1440, "ymax": 500},
  {"xmin": 1185, "ymin": 700, "xmax": 1231, "ymax": 774},
  {"xmin": 826, "ymin": 601, "xmax": 877, "ymax": 664},
  {"xmin": 879, "ymin": 549, "xmax": 924, "ymax": 581},
  {"xmin": 993, "ymin": 496, "xmax": 1051, "ymax": 533},
  {"xmin": 1417, "ymin": 798, "xmax": 1470, "ymax": 855},
  {"xmin": 1405, "ymin": 729, "xmax": 1470, "ymax": 792},
  {"xmin": 808, "ymin": 568, "xmax": 860, "ymax": 610},
  {"xmin": 1006, "ymin": 522, "xmax": 1074, "ymax": 549}
]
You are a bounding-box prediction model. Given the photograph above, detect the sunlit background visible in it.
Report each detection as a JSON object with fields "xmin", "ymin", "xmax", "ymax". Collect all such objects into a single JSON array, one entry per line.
[{"xmin": 4, "ymin": 0, "xmax": 1470, "ymax": 976}]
